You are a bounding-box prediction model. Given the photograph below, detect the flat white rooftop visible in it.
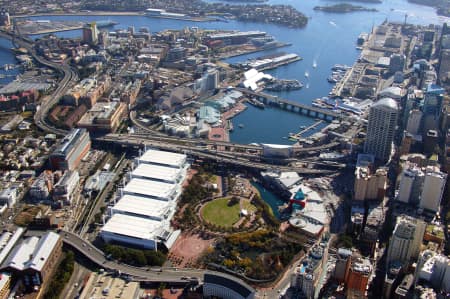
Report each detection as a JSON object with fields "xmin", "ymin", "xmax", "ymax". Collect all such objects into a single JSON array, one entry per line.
[
  {"xmin": 101, "ymin": 214, "xmax": 162, "ymax": 241},
  {"xmin": 132, "ymin": 163, "xmax": 181, "ymax": 182},
  {"xmin": 123, "ymin": 178, "xmax": 175, "ymax": 200},
  {"xmin": 112, "ymin": 194, "xmax": 172, "ymax": 219},
  {"xmin": 138, "ymin": 149, "xmax": 186, "ymax": 168}
]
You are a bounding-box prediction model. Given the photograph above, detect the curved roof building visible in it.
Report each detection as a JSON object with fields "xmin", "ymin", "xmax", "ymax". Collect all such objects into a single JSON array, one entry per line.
[{"xmin": 203, "ymin": 272, "xmax": 255, "ymax": 299}]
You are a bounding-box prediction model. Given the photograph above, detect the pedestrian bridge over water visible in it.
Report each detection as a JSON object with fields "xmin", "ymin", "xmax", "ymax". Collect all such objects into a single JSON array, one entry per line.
[{"xmin": 236, "ymin": 88, "xmax": 342, "ymax": 121}]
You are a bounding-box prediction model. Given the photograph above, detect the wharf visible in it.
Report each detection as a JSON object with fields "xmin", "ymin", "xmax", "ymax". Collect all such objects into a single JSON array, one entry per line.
[
  {"xmin": 330, "ymin": 68, "xmax": 352, "ymax": 96},
  {"xmin": 16, "ymin": 20, "xmax": 86, "ymax": 35},
  {"xmin": 145, "ymin": 15, "xmax": 214, "ymax": 22},
  {"xmin": 288, "ymin": 120, "xmax": 324, "ymax": 141},
  {"xmin": 257, "ymin": 56, "xmax": 302, "ymax": 71},
  {"xmin": 330, "ymin": 23, "xmax": 410, "ymax": 98},
  {"xmin": 218, "ymin": 42, "xmax": 291, "ymax": 59}
]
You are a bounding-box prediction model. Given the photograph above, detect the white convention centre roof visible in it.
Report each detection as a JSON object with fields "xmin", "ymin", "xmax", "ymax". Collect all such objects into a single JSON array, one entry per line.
[
  {"xmin": 112, "ymin": 194, "xmax": 171, "ymax": 219},
  {"xmin": 123, "ymin": 178, "xmax": 175, "ymax": 200},
  {"xmin": 132, "ymin": 163, "xmax": 181, "ymax": 182},
  {"xmin": 138, "ymin": 149, "xmax": 186, "ymax": 168},
  {"xmin": 101, "ymin": 214, "xmax": 162, "ymax": 240}
]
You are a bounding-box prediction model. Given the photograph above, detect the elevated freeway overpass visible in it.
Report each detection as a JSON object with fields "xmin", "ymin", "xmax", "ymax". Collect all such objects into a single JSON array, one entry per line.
[
  {"xmin": 96, "ymin": 134, "xmax": 338, "ymax": 174},
  {"xmin": 60, "ymin": 230, "xmax": 205, "ymax": 282}
]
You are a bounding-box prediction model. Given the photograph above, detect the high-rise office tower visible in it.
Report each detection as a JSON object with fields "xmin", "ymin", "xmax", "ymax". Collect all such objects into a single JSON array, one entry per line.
[{"xmin": 364, "ymin": 98, "xmax": 399, "ymax": 162}]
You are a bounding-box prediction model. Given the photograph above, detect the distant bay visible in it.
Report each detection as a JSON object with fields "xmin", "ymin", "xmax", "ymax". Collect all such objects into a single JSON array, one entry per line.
[{"xmin": 1, "ymin": 0, "xmax": 447, "ymax": 144}]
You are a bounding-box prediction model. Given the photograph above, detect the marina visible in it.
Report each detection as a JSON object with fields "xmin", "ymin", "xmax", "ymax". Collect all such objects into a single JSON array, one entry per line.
[{"xmin": 327, "ymin": 64, "xmax": 351, "ymax": 83}]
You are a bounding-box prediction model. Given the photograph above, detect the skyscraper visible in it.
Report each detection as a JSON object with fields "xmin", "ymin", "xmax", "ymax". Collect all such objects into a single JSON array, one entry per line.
[
  {"xmin": 422, "ymin": 83, "xmax": 444, "ymax": 133},
  {"xmin": 396, "ymin": 163, "xmax": 424, "ymax": 205},
  {"xmin": 406, "ymin": 109, "xmax": 423, "ymax": 135},
  {"xmin": 364, "ymin": 98, "xmax": 399, "ymax": 162},
  {"xmin": 82, "ymin": 22, "xmax": 98, "ymax": 45},
  {"xmin": 419, "ymin": 166, "xmax": 447, "ymax": 213},
  {"xmin": 386, "ymin": 215, "xmax": 426, "ymax": 267}
]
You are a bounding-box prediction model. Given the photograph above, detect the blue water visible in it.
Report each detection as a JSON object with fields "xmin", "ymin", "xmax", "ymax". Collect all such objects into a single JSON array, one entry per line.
[
  {"xmin": 0, "ymin": 38, "xmax": 20, "ymax": 86},
  {"xmin": 4, "ymin": 0, "xmax": 447, "ymax": 143},
  {"xmin": 251, "ymin": 182, "xmax": 285, "ymax": 218}
]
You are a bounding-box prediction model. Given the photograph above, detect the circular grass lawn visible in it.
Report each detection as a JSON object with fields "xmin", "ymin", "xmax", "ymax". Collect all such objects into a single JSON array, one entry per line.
[{"xmin": 201, "ymin": 197, "xmax": 241, "ymax": 227}]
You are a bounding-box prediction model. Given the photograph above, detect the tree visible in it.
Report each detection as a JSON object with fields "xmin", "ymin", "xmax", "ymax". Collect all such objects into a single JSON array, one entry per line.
[
  {"xmin": 223, "ymin": 259, "xmax": 235, "ymax": 268},
  {"xmin": 228, "ymin": 196, "xmax": 239, "ymax": 206}
]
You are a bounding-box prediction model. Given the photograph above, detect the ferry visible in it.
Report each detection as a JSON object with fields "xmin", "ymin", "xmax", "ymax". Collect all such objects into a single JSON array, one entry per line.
[
  {"xmin": 95, "ymin": 20, "xmax": 119, "ymax": 28},
  {"xmin": 247, "ymin": 98, "xmax": 265, "ymax": 109}
]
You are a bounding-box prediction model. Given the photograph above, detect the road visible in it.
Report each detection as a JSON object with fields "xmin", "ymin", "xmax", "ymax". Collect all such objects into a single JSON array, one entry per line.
[
  {"xmin": 60, "ymin": 262, "xmax": 90, "ymax": 299},
  {"xmin": 0, "ymin": 30, "xmax": 75, "ymax": 135},
  {"xmin": 97, "ymin": 134, "xmax": 338, "ymax": 174},
  {"xmin": 61, "ymin": 230, "xmax": 308, "ymax": 299},
  {"xmin": 78, "ymin": 154, "xmax": 128, "ymax": 238},
  {"xmin": 60, "ymin": 230, "xmax": 206, "ymax": 282},
  {"xmin": 130, "ymin": 112, "xmax": 340, "ymax": 155},
  {"xmin": 2, "ymin": 28, "xmax": 341, "ymax": 176}
]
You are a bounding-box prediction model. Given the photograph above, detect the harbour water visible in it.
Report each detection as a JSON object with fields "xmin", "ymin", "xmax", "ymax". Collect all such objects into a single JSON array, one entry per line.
[
  {"xmin": 251, "ymin": 182, "xmax": 284, "ymax": 219},
  {"xmin": 0, "ymin": 38, "xmax": 20, "ymax": 86},
  {"xmin": 2, "ymin": 0, "xmax": 448, "ymax": 144}
]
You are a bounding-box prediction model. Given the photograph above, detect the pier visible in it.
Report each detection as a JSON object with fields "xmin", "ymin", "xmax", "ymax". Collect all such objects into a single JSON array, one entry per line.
[
  {"xmin": 289, "ymin": 120, "xmax": 324, "ymax": 141},
  {"xmin": 236, "ymin": 88, "xmax": 342, "ymax": 121}
]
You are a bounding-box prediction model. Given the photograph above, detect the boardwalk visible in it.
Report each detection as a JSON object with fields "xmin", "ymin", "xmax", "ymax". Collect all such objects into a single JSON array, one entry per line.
[{"xmin": 288, "ymin": 120, "xmax": 324, "ymax": 141}]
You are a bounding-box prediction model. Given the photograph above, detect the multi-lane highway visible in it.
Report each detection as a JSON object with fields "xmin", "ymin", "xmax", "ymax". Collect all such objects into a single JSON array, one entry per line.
[
  {"xmin": 0, "ymin": 29, "xmax": 73, "ymax": 135},
  {"xmin": 105, "ymin": 133, "xmax": 340, "ymax": 155},
  {"xmin": 97, "ymin": 134, "xmax": 339, "ymax": 174}
]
